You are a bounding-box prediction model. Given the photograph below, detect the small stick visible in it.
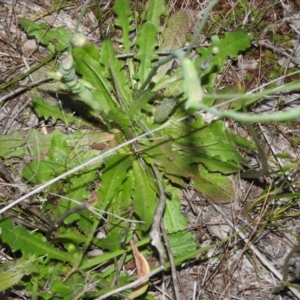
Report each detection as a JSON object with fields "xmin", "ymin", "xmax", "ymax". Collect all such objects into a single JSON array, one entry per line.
[
  {"xmin": 115, "ymin": 44, "xmax": 211, "ymax": 59},
  {"xmin": 161, "ymin": 221, "xmax": 182, "ymax": 300},
  {"xmin": 0, "ymin": 77, "xmax": 50, "ymax": 103},
  {"xmin": 149, "ymin": 165, "xmax": 166, "ymax": 267},
  {"xmin": 94, "ymin": 266, "xmax": 165, "ymax": 300},
  {"xmin": 151, "ymin": 163, "xmax": 182, "ymax": 299},
  {"xmin": 46, "ymin": 204, "xmax": 87, "ymax": 239}
]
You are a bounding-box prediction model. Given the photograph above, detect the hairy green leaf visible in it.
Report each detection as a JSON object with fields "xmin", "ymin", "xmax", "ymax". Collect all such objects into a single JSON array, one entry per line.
[
  {"xmin": 168, "ymin": 231, "xmax": 197, "ymax": 257},
  {"xmin": 163, "ymin": 188, "xmax": 188, "ymax": 232},
  {"xmin": 22, "ymin": 130, "xmax": 67, "ymax": 183},
  {"xmin": 181, "ymin": 120, "xmax": 244, "ymax": 165},
  {"xmin": 160, "ymin": 10, "xmax": 191, "ymax": 50},
  {"xmin": 76, "ymin": 209, "xmax": 96, "ymax": 236},
  {"xmin": 194, "ymin": 156, "xmax": 240, "ymax": 174},
  {"xmin": 112, "ymin": 0, "xmax": 136, "ymax": 80},
  {"xmin": 0, "ymin": 129, "xmax": 48, "ymax": 159},
  {"xmin": 166, "ymin": 117, "xmax": 245, "ymax": 173},
  {"xmin": 0, "ymin": 126, "xmax": 109, "ymax": 160},
  {"xmin": 66, "ymin": 168, "xmax": 98, "ymax": 201},
  {"xmin": 22, "ymin": 160, "xmax": 55, "ymax": 183},
  {"xmin": 22, "ymin": 130, "xmax": 65, "ymax": 183},
  {"xmin": 154, "ymin": 98, "xmax": 177, "ymax": 123},
  {"xmin": 155, "ymin": 10, "xmax": 192, "ymax": 81},
  {"xmin": 32, "ymin": 97, "xmax": 91, "ymax": 125}
]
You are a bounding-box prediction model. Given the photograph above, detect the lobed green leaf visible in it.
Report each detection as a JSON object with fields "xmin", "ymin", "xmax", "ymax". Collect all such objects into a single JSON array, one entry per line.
[
  {"xmin": 129, "ymin": 89, "xmax": 155, "ymax": 119},
  {"xmin": 113, "ymin": 0, "xmax": 135, "ymax": 53},
  {"xmin": 19, "ymin": 19, "xmax": 70, "ymax": 53},
  {"xmin": 211, "ymin": 30, "xmax": 253, "ymax": 60},
  {"xmin": 143, "ymin": 0, "xmax": 167, "ymax": 28},
  {"xmin": 165, "ymin": 116, "xmax": 245, "ymax": 173},
  {"xmin": 0, "ymin": 218, "xmax": 76, "ymax": 264},
  {"xmin": 100, "ymin": 38, "xmax": 132, "ymax": 102},
  {"xmin": 32, "ymin": 97, "xmax": 91, "ymax": 125},
  {"xmin": 108, "ymin": 107, "xmax": 131, "ymax": 132},
  {"xmin": 134, "ymin": 23, "xmax": 159, "ymax": 84},
  {"xmin": 197, "ymin": 30, "xmax": 253, "ymax": 88}
]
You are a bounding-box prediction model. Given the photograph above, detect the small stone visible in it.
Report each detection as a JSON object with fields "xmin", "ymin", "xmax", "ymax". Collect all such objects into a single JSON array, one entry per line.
[{"xmin": 22, "ymin": 39, "xmax": 36, "ymax": 53}]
